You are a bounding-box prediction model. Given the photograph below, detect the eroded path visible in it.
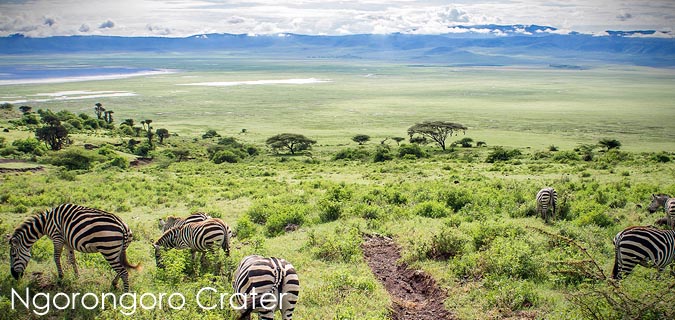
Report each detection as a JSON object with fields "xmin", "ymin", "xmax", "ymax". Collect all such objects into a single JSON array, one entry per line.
[{"xmin": 361, "ymin": 235, "xmax": 455, "ymax": 320}]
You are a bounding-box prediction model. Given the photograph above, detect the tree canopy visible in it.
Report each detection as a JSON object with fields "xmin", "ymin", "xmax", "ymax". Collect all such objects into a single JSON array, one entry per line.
[
  {"xmin": 352, "ymin": 134, "xmax": 370, "ymax": 145},
  {"xmin": 408, "ymin": 121, "xmax": 467, "ymax": 150},
  {"xmin": 266, "ymin": 133, "xmax": 316, "ymax": 155}
]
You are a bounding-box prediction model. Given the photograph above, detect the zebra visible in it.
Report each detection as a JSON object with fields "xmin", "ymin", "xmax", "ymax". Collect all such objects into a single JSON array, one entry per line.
[
  {"xmin": 154, "ymin": 218, "xmax": 231, "ymax": 269},
  {"xmin": 158, "ymin": 212, "xmax": 210, "ymax": 233},
  {"xmin": 648, "ymin": 194, "xmax": 675, "ymax": 229},
  {"xmin": 536, "ymin": 187, "xmax": 557, "ymax": 223},
  {"xmin": 233, "ymin": 255, "xmax": 300, "ymax": 320},
  {"xmin": 612, "ymin": 226, "xmax": 675, "ymax": 279},
  {"xmin": 8, "ymin": 203, "xmax": 140, "ymax": 292}
]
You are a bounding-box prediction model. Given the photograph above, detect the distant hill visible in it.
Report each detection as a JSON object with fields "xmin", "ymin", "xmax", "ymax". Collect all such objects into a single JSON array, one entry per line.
[{"xmin": 2, "ymin": 25, "xmax": 674, "ymax": 67}]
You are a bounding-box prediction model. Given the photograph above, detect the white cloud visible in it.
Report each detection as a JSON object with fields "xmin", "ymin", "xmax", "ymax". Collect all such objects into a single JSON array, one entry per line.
[
  {"xmin": 0, "ymin": 0, "xmax": 673, "ymax": 37},
  {"xmin": 99, "ymin": 20, "xmax": 115, "ymax": 29}
]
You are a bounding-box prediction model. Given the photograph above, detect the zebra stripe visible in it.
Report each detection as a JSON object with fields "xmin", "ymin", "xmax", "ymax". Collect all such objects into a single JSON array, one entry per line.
[
  {"xmin": 612, "ymin": 226, "xmax": 675, "ymax": 279},
  {"xmin": 154, "ymin": 218, "xmax": 231, "ymax": 268},
  {"xmin": 666, "ymin": 198, "xmax": 675, "ymax": 230},
  {"xmin": 8, "ymin": 203, "xmax": 139, "ymax": 292},
  {"xmin": 158, "ymin": 212, "xmax": 210, "ymax": 232},
  {"xmin": 233, "ymin": 255, "xmax": 300, "ymax": 320},
  {"xmin": 536, "ymin": 187, "xmax": 557, "ymax": 223}
]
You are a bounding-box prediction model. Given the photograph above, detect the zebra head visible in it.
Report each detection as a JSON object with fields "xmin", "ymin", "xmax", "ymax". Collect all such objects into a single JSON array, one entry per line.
[
  {"xmin": 8, "ymin": 234, "xmax": 31, "ymax": 280},
  {"xmin": 648, "ymin": 194, "xmax": 670, "ymax": 213}
]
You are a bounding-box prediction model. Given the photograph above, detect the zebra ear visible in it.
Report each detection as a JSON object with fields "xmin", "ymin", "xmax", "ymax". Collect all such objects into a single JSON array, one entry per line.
[
  {"xmin": 4, "ymin": 234, "xmax": 10, "ymax": 241},
  {"xmin": 158, "ymin": 219, "xmax": 165, "ymax": 228}
]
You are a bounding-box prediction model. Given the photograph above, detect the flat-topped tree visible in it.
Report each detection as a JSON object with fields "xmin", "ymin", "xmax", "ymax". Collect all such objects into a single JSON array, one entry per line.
[
  {"xmin": 94, "ymin": 103, "xmax": 105, "ymax": 120},
  {"xmin": 266, "ymin": 133, "xmax": 316, "ymax": 155},
  {"xmin": 407, "ymin": 121, "xmax": 467, "ymax": 151}
]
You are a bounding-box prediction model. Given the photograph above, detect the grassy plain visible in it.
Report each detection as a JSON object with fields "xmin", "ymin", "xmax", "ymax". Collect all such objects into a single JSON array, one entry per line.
[{"xmin": 1, "ymin": 55, "xmax": 675, "ymax": 319}]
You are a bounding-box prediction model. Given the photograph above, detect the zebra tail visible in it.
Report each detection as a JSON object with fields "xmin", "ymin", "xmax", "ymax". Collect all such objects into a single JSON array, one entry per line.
[
  {"xmin": 120, "ymin": 246, "xmax": 143, "ymax": 271},
  {"xmin": 611, "ymin": 236, "xmax": 622, "ymax": 279}
]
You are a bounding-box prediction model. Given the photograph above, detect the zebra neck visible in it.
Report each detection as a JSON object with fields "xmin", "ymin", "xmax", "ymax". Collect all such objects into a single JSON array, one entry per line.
[{"xmin": 16, "ymin": 213, "xmax": 47, "ymax": 245}]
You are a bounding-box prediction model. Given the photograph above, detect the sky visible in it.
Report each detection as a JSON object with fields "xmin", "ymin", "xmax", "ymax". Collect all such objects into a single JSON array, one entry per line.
[{"xmin": 0, "ymin": 0, "xmax": 673, "ymax": 37}]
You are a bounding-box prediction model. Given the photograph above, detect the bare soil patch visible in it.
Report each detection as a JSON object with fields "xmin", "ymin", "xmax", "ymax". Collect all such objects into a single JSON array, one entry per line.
[{"xmin": 361, "ymin": 234, "xmax": 455, "ymax": 320}]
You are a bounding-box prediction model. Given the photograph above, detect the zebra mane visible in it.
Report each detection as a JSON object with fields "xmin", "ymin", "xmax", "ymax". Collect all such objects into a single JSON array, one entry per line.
[
  {"xmin": 155, "ymin": 226, "xmax": 182, "ymax": 247},
  {"xmin": 12, "ymin": 212, "xmax": 47, "ymax": 244}
]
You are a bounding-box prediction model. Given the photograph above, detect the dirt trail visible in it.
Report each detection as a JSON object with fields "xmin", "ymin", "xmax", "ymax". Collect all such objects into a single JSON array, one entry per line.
[{"xmin": 361, "ymin": 234, "xmax": 455, "ymax": 320}]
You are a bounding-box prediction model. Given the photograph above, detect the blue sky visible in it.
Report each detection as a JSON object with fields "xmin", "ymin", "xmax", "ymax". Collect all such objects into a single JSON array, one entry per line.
[{"xmin": 0, "ymin": 0, "xmax": 673, "ymax": 37}]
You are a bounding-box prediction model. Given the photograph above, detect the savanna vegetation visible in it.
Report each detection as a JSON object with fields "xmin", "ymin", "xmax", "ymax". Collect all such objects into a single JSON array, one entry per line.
[{"xmin": 1, "ymin": 57, "xmax": 675, "ymax": 319}]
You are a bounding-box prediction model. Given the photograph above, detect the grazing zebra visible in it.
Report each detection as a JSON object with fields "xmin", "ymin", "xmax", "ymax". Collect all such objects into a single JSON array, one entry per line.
[
  {"xmin": 8, "ymin": 203, "xmax": 140, "ymax": 292},
  {"xmin": 233, "ymin": 255, "xmax": 300, "ymax": 320},
  {"xmin": 612, "ymin": 226, "xmax": 675, "ymax": 279},
  {"xmin": 158, "ymin": 212, "xmax": 210, "ymax": 232},
  {"xmin": 536, "ymin": 187, "xmax": 558, "ymax": 223},
  {"xmin": 154, "ymin": 218, "xmax": 231, "ymax": 269},
  {"xmin": 648, "ymin": 194, "xmax": 675, "ymax": 229}
]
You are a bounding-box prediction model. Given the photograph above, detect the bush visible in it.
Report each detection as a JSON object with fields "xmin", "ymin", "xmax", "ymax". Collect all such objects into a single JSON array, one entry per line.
[
  {"xmin": 265, "ymin": 210, "xmax": 305, "ymax": 237},
  {"xmin": 42, "ymin": 148, "xmax": 104, "ymax": 170},
  {"xmin": 486, "ymin": 146, "xmax": 521, "ymax": 162},
  {"xmin": 319, "ymin": 200, "xmax": 342, "ymax": 222},
  {"xmin": 306, "ymin": 227, "xmax": 362, "ymax": 263},
  {"xmin": 651, "ymin": 152, "xmax": 671, "ymax": 163},
  {"xmin": 425, "ymin": 227, "xmax": 467, "ymax": 260},
  {"xmin": 12, "ymin": 138, "xmax": 47, "ymax": 156},
  {"xmin": 440, "ymin": 188, "xmax": 472, "ymax": 212},
  {"xmin": 234, "ymin": 215, "xmax": 257, "ymax": 240},
  {"xmin": 398, "ymin": 144, "xmax": 425, "ymax": 158},
  {"xmin": 333, "ymin": 148, "xmax": 371, "ymax": 161},
  {"xmin": 484, "ymin": 277, "xmax": 539, "ymax": 312},
  {"xmin": 373, "ymin": 145, "xmax": 393, "ymax": 162},
  {"xmin": 553, "ymin": 150, "xmax": 581, "ymax": 163},
  {"xmin": 414, "ymin": 201, "xmax": 449, "ymax": 218},
  {"xmin": 484, "ymin": 237, "xmax": 540, "ymax": 279},
  {"xmin": 212, "ymin": 150, "xmax": 240, "ymax": 164}
]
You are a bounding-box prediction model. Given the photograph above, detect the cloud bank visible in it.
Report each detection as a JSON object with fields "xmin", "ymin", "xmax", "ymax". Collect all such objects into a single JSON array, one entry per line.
[{"xmin": 0, "ymin": 0, "xmax": 672, "ymax": 37}]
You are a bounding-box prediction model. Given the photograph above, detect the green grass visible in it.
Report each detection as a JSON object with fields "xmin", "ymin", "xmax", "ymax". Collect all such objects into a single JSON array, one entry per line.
[{"xmin": 1, "ymin": 56, "xmax": 675, "ymax": 319}]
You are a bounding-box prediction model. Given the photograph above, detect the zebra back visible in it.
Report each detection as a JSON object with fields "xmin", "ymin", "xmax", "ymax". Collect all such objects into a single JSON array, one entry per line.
[
  {"xmin": 154, "ymin": 218, "xmax": 231, "ymax": 268},
  {"xmin": 536, "ymin": 187, "xmax": 557, "ymax": 222},
  {"xmin": 233, "ymin": 255, "xmax": 300, "ymax": 320},
  {"xmin": 612, "ymin": 226, "xmax": 675, "ymax": 279},
  {"xmin": 9, "ymin": 203, "xmax": 138, "ymax": 291},
  {"xmin": 159, "ymin": 212, "xmax": 210, "ymax": 232}
]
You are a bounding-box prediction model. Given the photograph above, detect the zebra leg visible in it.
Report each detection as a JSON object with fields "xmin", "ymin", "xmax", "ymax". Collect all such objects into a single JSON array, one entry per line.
[
  {"xmin": 67, "ymin": 247, "xmax": 79, "ymax": 277},
  {"xmin": 104, "ymin": 253, "xmax": 130, "ymax": 292},
  {"xmin": 52, "ymin": 240, "xmax": 65, "ymax": 278}
]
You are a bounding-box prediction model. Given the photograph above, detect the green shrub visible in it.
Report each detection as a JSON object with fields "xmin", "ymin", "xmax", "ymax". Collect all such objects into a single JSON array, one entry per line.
[
  {"xmin": 440, "ymin": 188, "xmax": 472, "ymax": 212},
  {"xmin": 553, "ymin": 150, "xmax": 581, "ymax": 163},
  {"xmin": 373, "ymin": 145, "xmax": 393, "ymax": 162},
  {"xmin": 42, "ymin": 148, "xmax": 104, "ymax": 170},
  {"xmin": 398, "ymin": 144, "xmax": 425, "ymax": 159},
  {"xmin": 486, "ymin": 146, "xmax": 521, "ymax": 163},
  {"xmin": 12, "ymin": 138, "xmax": 47, "ymax": 156},
  {"xmin": 414, "ymin": 201, "xmax": 449, "ymax": 218},
  {"xmin": 425, "ymin": 227, "xmax": 467, "ymax": 260},
  {"xmin": 651, "ymin": 152, "xmax": 671, "ymax": 163},
  {"xmin": 234, "ymin": 215, "xmax": 256, "ymax": 240},
  {"xmin": 334, "ymin": 148, "xmax": 371, "ymax": 161},
  {"xmin": 265, "ymin": 210, "xmax": 305, "ymax": 237},
  {"xmin": 484, "ymin": 237, "xmax": 540, "ymax": 279},
  {"xmin": 212, "ymin": 150, "xmax": 240, "ymax": 164},
  {"xmin": 306, "ymin": 227, "xmax": 362, "ymax": 263},
  {"xmin": 319, "ymin": 200, "xmax": 342, "ymax": 222},
  {"xmin": 484, "ymin": 277, "xmax": 539, "ymax": 312}
]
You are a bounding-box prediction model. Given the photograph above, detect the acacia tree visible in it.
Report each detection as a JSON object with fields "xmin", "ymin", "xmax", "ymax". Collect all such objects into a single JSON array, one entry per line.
[
  {"xmin": 35, "ymin": 113, "xmax": 69, "ymax": 150},
  {"xmin": 352, "ymin": 134, "xmax": 370, "ymax": 145},
  {"xmin": 94, "ymin": 103, "xmax": 105, "ymax": 120},
  {"xmin": 598, "ymin": 138, "xmax": 621, "ymax": 151},
  {"xmin": 266, "ymin": 133, "xmax": 316, "ymax": 155},
  {"xmin": 407, "ymin": 121, "xmax": 467, "ymax": 151},
  {"xmin": 392, "ymin": 137, "xmax": 405, "ymax": 146},
  {"xmin": 156, "ymin": 128, "xmax": 170, "ymax": 144}
]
